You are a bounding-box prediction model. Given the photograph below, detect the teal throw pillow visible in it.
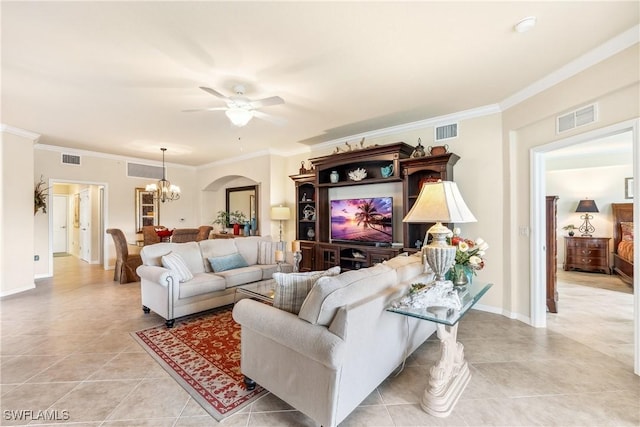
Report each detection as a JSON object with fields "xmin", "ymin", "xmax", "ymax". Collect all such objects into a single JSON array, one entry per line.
[{"xmin": 208, "ymin": 253, "xmax": 249, "ymax": 272}]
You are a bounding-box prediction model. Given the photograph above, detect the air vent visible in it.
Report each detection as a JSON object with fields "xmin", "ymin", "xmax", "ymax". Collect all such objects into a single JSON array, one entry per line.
[
  {"xmin": 435, "ymin": 123, "xmax": 458, "ymax": 141},
  {"xmin": 557, "ymin": 104, "xmax": 597, "ymax": 133},
  {"xmin": 61, "ymin": 153, "xmax": 81, "ymax": 165},
  {"xmin": 127, "ymin": 162, "xmax": 164, "ymax": 179}
]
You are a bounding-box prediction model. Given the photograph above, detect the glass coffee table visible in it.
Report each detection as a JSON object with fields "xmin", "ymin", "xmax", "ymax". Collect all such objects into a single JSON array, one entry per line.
[
  {"xmin": 235, "ymin": 279, "xmax": 276, "ymax": 303},
  {"xmin": 387, "ymin": 281, "xmax": 493, "ymax": 418}
]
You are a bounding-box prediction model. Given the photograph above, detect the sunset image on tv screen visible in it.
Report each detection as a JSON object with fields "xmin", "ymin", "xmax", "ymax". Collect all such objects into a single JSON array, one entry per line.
[{"xmin": 330, "ymin": 197, "xmax": 393, "ymax": 243}]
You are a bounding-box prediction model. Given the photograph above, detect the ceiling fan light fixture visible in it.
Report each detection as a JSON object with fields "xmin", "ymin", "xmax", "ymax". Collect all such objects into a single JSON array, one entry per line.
[{"xmin": 225, "ymin": 108, "xmax": 253, "ymax": 127}]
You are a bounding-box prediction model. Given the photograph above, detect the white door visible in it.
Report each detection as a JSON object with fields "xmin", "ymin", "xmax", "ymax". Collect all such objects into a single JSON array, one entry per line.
[
  {"xmin": 79, "ymin": 189, "xmax": 91, "ymax": 262},
  {"xmin": 52, "ymin": 195, "xmax": 68, "ymax": 253}
]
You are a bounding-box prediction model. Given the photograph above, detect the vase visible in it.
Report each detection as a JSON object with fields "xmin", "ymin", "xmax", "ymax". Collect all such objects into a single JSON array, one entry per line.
[
  {"xmin": 233, "ymin": 223, "xmax": 240, "ymax": 235},
  {"xmin": 447, "ymin": 266, "xmax": 472, "ymax": 286},
  {"xmin": 454, "ymin": 269, "xmax": 469, "ymax": 286},
  {"xmin": 330, "ymin": 170, "xmax": 339, "ymax": 183},
  {"xmin": 243, "ymin": 222, "xmax": 250, "ymax": 236}
]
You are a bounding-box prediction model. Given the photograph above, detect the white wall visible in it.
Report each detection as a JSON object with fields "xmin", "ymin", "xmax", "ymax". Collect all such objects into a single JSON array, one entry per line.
[{"xmin": 1, "ymin": 129, "xmax": 37, "ymax": 296}]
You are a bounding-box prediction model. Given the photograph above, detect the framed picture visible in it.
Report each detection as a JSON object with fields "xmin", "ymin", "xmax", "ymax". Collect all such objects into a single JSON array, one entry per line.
[
  {"xmin": 135, "ymin": 188, "xmax": 159, "ymax": 232},
  {"xmin": 73, "ymin": 193, "xmax": 80, "ymax": 228},
  {"xmin": 625, "ymin": 177, "xmax": 634, "ymax": 199}
]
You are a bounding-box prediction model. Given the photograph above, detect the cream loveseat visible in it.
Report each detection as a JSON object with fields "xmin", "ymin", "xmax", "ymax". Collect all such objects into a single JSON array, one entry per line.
[
  {"xmin": 137, "ymin": 236, "xmax": 291, "ymax": 327},
  {"xmin": 232, "ymin": 253, "xmax": 437, "ymax": 427}
]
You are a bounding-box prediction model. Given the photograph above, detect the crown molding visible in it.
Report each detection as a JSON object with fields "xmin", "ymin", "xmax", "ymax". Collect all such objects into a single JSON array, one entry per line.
[
  {"xmin": 0, "ymin": 124, "xmax": 41, "ymax": 141},
  {"xmin": 500, "ymin": 24, "xmax": 640, "ymax": 111},
  {"xmin": 310, "ymin": 104, "xmax": 502, "ymax": 153}
]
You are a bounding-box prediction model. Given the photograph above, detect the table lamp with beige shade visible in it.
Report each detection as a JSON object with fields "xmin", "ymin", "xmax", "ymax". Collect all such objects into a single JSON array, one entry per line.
[{"xmin": 402, "ymin": 181, "xmax": 477, "ymax": 287}]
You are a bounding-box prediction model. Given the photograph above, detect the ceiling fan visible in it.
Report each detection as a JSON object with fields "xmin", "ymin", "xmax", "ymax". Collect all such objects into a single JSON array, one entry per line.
[{"xmin": 184, "ymin": 84, "xmax": 285, "ymax": 127}]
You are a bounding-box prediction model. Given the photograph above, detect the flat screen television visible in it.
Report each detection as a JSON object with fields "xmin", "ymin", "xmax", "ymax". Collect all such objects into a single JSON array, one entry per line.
[{"xmin": 330, "ymin": 197, "xmax": 393, "ymax": 245}]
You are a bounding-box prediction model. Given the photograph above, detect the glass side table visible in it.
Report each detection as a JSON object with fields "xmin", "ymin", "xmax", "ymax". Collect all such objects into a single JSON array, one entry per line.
[{"xmin": 386, "ymin": 281, "xmax": 493, "ymax": 417}]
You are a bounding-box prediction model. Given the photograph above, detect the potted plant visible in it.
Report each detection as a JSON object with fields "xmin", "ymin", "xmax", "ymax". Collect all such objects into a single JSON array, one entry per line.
[
  {"xmin": 562, "ymin": 224, "xmax": 577, "ymax": 236},
  {"xmin": 229, "ymin": 210, "xmax": 247, "ymax": 235},
  {"xmin": 34, "ymin": 175, "xmax": 49, "ymax": 215},
  {"xmin": 213, "ymin": 210, "xmax": 230, "ymax": 233}
]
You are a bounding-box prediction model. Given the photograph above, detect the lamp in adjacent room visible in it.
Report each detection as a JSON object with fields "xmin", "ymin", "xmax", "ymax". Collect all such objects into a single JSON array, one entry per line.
[
  {"xmin": 146, "ymin": 148, "xmax": 181, "ymax": 203},
  {"xmin": 575, "ymin": 198, "xmax": 599, "ymax": 237},
  {"xmin": 271, "ymin": 205, "xmax": 290, "ymax": 242},
  {"xmin": 402, "ymin": 181, "xmax": 477, "ymax": 285}
]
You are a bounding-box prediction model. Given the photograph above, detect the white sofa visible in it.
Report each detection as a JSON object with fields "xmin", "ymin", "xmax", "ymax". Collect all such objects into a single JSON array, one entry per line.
[
  {"xmin": 137, "ymin": 236, "xmax": 291, "ymax": 327},
  {"xmin": 232, "ymin": 253, "xmax": 437, "ymax": 427}
]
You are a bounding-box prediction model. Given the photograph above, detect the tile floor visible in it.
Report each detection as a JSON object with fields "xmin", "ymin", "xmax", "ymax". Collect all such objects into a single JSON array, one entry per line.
[{"xmin": 1, "ymin": 257, "xmax": 638, "ymax": 426}]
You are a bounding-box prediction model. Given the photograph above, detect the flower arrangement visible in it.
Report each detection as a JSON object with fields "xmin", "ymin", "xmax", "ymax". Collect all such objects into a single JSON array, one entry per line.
[{"xmin": 447, "ymin": 228, "xmax": 489, "ymax": 283}]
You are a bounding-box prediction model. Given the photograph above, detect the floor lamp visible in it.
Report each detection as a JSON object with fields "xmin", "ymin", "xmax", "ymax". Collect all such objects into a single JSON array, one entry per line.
[{"xmin": 271, "ymin": 205, "xmax": 290, "ymax": 242}]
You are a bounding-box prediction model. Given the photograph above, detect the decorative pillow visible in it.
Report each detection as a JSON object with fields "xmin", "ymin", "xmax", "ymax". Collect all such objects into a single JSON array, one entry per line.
[
  {"xmin": 272, "ymin": 266, "xmax": 341, "ymax": 314},
  {"xmin": 161, "ymin": 252, "xmax": 193, "ymax": 283},
  {"xmin": 208, "ymin": 253, "xmax": 249, "ymax": 272},
  {"xmin": 258, "ymin": 241, "xmax": 285, "ymax": 265},
  {"xmin": 620, "ymin": 222, "xmax": 634, "ymax": 241}
]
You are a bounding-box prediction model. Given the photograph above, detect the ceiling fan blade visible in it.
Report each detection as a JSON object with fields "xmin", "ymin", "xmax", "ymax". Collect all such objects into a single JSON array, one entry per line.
[
  {"xmin": 253, "ymin": 110, "xmax": 287, "ymax": 126},
  {"xmin": 249, "ymin": 96, "xmax": 284, "ymax": 109},
  {"xmin": 182, "ymin": 107, "xmax": 228, "ymax": 112},
  {"xmin": 199, "ymin": 86, "xmax": 230, "ymax": 100}
]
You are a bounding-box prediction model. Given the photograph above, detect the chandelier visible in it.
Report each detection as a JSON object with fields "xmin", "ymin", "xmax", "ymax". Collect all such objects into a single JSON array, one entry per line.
[{"xmin": 146, "ymin": 148, "xmax": 180, "ymax": 203}]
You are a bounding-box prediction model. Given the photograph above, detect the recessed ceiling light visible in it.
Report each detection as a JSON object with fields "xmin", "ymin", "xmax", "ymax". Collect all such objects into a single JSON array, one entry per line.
[{"xmin": 514, "ymin": 16, "xmax": 537, "ymax": 33}]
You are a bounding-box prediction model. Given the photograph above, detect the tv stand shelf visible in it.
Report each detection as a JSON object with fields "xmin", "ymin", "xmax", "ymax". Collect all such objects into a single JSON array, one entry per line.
[
  {"xmin": 317, "ymin": 242, "xmax": 399, "ymax": 272},
  {"xmin": 310, "ymin": 143, "xmax": 414, "ymax": 187}
]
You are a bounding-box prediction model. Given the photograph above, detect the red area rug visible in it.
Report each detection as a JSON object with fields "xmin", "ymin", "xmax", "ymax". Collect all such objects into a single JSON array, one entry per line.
[{"xmin": 132, "ymin": 306, "xmax": 267, "ymax": 421}]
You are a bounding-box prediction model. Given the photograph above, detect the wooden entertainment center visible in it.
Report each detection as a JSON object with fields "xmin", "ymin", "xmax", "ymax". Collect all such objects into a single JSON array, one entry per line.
[{"xmin": 289, "ymin": 142, "xmax": 459, "ymax": 272}]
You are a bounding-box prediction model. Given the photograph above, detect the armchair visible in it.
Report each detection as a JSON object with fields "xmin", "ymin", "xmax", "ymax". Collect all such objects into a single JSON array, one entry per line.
[
  {"xmin": 142, "ymin": 225, "xmax": 165, "ymax": 245},
  {"xmin": 106, "ymin": 228, "xmax": 142, "ymax": 283},
  {"xmin": 196, "ymin": 225, "xmax": 213, "ymax": 241},
  {"xmin": 172, "ymin": 228, "xmax": 200, "ymax": 243}
]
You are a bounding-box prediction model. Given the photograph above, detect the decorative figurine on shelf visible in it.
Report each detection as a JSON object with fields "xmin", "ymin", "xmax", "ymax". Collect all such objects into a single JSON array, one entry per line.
[
  {"xmin": 299, "ymin": 161, "xmax": 307, "ymax": 174},
  {"xmin": 303, "ymin": 204, "xmax": 316, "ymax": 220},
  {"xmin": 415, "ymin": 239, "xmax": 423, "ymax": 249},
  {"xmin": 428, "ymin": 144, "xmax": 449, "ymax": 156},
  {"xmin": 330, "ymin": 170, "xmax": 339, "ymax": 183},
  {"xmin": 410, "ymin": 138, "xmax": 426, "ymax": 158},
  {"xmin": 381, "ymin": 163, "xmax": 393, "ymax": 178},
  {"xmin": 306, "ymin": 227, "xmax": 315, "ymax": 240}
]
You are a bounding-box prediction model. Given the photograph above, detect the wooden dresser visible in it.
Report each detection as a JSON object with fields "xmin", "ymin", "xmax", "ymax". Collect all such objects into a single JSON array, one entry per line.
[{"xmin": 563, "ymin": 236, "xmax": 611, "ymax": 274}]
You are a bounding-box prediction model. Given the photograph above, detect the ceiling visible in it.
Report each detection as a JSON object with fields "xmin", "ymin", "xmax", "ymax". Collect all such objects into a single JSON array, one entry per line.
[{"xmin": 2, "ymin": 1, "xmax": 638, "ymax": 166}]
